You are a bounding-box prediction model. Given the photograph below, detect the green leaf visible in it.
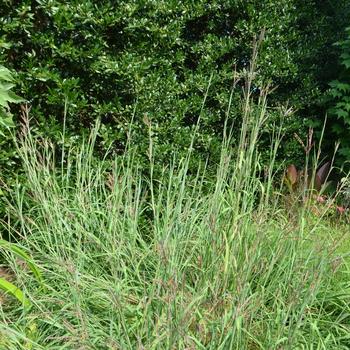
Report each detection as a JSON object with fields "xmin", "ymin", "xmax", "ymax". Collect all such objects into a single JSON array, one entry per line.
[
  {"xmin": 0, "ymin": 82, "xmax": 16, "ymax": 91},
  {"xmin": 0, "ymin": 66, "xmax": 14, "ymax": 82},
  {"xmin": 0, "ymin": 277, "xmax": 31, "ymax": 309},
  {"xmin": 0, "ymin": 114, "xmax": 15, "ymax": 131},
  {"xmin": 335, "ymin": 109, "xmax": 348, "ymax": 119},
  {"xmin": 0, "ymin": 240, "xmax": 43, "ymax": 284}
]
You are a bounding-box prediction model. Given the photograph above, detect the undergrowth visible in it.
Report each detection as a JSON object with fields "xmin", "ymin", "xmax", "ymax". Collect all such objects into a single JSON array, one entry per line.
[{"xmin": 0, "ymin": 50, "xmax": 350, "ymax": 349}]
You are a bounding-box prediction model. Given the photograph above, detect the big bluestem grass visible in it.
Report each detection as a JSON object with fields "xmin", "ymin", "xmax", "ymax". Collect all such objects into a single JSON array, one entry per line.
[{"xmin": 0, "ymin": 43, "xmax": 350, "ymax": 349}]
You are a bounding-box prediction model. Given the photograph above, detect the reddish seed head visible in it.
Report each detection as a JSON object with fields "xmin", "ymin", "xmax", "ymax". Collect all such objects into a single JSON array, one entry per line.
[
  {"xmin": 316, "ymin": 196, "xmax": 325, "ymax": 204},
  {"xmin": 336, "ymin": 206, "xmax": 346, "ymax": 215}
]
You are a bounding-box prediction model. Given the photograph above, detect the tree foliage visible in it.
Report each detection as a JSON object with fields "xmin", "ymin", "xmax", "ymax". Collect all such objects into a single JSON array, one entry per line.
[
  {"xmin": 0, "ymin": 0, "xmax": 349, "ymax": 172},
  {"xmin": 329, "ymin": 27, "xmax": 350, "ymax": 167}
]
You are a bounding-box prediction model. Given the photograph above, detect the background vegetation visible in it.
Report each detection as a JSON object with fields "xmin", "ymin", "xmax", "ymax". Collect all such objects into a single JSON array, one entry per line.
[
  {"xmin": 1, "ymin": 69, "xmax": 350, "ymax": 349},
  {"xmin": 1, "ymin": 1, "xmax": 350, "ymax": 349},
  {"xmin": 1, "ymin": 0, "xmax": 349, "ymax": 173}
]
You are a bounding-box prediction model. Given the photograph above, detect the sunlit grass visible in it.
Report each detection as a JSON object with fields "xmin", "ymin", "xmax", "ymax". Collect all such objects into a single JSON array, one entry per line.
[
  {"xmin": 1, "ymin": 118, "xmax": 349, "ymax": 349},
  {"xmin": 1, "ymin": 50, "xmax": 350, "ymax": 349}
]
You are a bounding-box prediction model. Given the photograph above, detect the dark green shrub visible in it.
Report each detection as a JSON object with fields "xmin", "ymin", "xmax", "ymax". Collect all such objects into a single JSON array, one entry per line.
[
  {"xmin": 0, "ymin": 0, "xmax": 348, "ymax": 174},
  {"xmin": 328, "ymin": 27, "xmax": 350, "ymax": 168}
]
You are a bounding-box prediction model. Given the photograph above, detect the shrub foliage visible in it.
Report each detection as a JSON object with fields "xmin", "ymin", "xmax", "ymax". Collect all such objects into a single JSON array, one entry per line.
[
  {"xmin": 1, "ymin": 0, "xmax": 348, "ymax": 170},
  {"xmin": 329, "ymin": 27, "xmax": 350, "ymax": 167}
]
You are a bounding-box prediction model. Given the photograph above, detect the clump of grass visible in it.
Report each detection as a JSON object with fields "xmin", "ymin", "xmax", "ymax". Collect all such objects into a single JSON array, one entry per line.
[{"xmin": 1, "ymin": 44, "xmax": 350, "ymax": 349}]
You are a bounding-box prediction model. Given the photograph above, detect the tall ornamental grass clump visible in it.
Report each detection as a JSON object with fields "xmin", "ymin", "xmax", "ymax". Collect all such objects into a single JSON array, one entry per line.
[{"xmin": 1, "ymin": 57, "xmax": 350, "ymax": 349}]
